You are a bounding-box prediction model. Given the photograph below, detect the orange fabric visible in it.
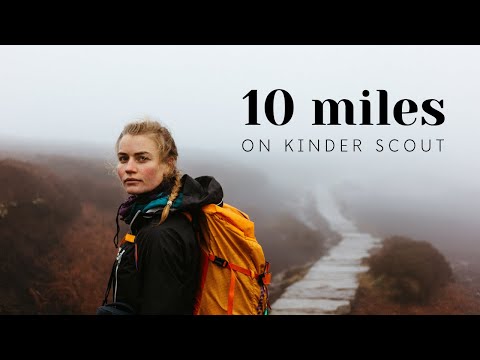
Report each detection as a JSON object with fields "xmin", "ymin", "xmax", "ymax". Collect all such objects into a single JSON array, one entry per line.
[
  {"xmin": 123, "ymin": 233, "xmax": 136, "ymax": 243},
  {"xmin": 119, "ymin": 233, "xmax": 135, "ymax": 246},
  {"xmin": 227, "ymin": 269, "xmax": 236, "ymax": 315},
  {"xmin": 202, "ymin": 204, "xmax": 255, "ymax": 238},
  {"xmin": 188, "ymin": 203, "xmax": 271, "ymax": 315}
]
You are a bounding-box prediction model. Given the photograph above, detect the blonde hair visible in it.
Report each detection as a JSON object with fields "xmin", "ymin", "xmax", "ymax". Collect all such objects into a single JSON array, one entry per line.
[{"xmin": 116, "ymin": 116, "xmax": 182, "ymax": 225}]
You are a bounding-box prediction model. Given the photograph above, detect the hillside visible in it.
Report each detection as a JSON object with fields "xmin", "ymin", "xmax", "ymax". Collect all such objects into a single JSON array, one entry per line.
[
  {"xmin": 333, "ymin": 183, "xmax": 480, "ymax": 304},
  {"xmin": 0, "ymin": 158, "xmax": 82, "ymax": 313},
  {"xmin": 0, "ymin": 150, "xmax": 335, "ymax": 314},
  {"xmin": 350, "ymin": 236, "xmax": 480, "ymax": 315}
]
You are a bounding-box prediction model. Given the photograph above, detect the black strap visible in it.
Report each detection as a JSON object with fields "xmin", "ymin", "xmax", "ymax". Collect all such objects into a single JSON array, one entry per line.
[
  {"xmin": 102, "ymin": 258, "xmax": 117, "ymax": 305},
  {"xmin": 112, "ymin": 204, "xmax": 122, "ymax": 248}
]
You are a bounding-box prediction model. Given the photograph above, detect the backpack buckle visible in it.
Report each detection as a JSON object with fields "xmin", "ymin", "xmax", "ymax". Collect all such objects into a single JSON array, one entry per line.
[
  {"xmin": 213, "ymin": 256, "xmax": 229, "ymax": 268},
  {"xmin": 258, "ymin": 271, "xmax": 271, "ymax": 285}
]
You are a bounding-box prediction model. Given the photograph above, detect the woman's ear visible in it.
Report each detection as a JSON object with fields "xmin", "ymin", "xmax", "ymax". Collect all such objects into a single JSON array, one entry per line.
[{"xmin": 164, "ymin": 156, "xmax": 176, "ymax": 175}]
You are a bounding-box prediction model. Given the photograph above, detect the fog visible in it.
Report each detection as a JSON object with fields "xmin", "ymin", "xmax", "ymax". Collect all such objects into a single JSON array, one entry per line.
[{"xmin": 1, "ymin": 45, "xmax": 479, "ymax": 266}]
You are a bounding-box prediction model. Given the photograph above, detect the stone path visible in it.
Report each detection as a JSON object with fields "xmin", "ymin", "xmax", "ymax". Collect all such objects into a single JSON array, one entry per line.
[{"xmin": 270, "ymin": 189, "xmax": 382, "ymax": 315}]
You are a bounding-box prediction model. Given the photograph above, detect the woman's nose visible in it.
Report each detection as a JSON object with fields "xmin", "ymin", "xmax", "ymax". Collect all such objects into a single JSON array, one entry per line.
[{"xmin": 125, "ymin": 159, "xmax": 137, "ymax": 173}]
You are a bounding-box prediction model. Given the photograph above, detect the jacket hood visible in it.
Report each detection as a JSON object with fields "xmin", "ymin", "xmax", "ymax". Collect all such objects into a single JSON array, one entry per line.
[
  {"xmin": 178, "ymin": 174, "xmax": 224, "ymax": 210},
  {"xmin": 127, "ymin": 174, "xmax": 223, "ymax": 234}
]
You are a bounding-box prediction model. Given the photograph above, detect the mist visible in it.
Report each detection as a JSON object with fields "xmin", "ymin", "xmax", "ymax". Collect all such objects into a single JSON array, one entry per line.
[{"xmin": 1, "ymin": 45, "xmax": 479, "ymax": 272}]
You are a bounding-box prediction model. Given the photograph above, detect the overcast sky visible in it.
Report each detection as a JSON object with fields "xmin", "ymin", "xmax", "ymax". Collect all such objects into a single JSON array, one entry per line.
[
  {"xmin": 1, "ymin": 45, "xmax": 479, "ymax": 245},
  {"xmin": 1, "ymin": 46, "xmax": 478, "ymax": 176}
]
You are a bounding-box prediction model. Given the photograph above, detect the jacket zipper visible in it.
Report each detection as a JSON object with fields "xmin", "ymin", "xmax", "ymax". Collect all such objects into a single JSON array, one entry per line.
[{"xmin": 113, "ymin": 210, "xmax": 140, "ymax": 303}]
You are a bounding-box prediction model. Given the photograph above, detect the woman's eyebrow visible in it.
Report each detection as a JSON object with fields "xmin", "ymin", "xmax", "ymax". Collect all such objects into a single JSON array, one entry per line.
[{"xmin": 117, "ymin": 151, "xmax": 152, "ymax": 156}]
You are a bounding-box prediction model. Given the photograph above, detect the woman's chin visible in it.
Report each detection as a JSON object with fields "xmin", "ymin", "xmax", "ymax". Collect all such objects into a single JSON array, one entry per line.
[{"xmin": 124, "ymin": 185, "xmax": 144, "ymax": 195}]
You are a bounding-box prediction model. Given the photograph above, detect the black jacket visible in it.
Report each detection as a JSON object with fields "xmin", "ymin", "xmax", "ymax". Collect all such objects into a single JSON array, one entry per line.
[{"xmin": 111, "ymin": 174, "xmax": 223, "ymax": 314}]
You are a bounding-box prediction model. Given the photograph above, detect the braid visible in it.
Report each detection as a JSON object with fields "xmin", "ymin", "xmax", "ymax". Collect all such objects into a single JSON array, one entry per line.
[{"xmin": 158, "ymin": 170, "xmax": 182, "ymax": 225}]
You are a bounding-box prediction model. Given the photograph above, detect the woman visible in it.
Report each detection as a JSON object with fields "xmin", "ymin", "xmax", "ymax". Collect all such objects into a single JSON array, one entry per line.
[{"xmin": 99, "ymin": 117, "xmax": 223, "ymax": 314}]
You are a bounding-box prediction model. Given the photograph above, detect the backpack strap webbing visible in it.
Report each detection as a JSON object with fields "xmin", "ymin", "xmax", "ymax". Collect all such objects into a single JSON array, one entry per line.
[
  {"xmin": 206, "ymin": 254, "xmax": 271, "ymax": 285},
  {"xmin": 205, "ymin": 253, "xmax": 270, "ymax": 314},
  {"xmin": 228, "ymin": 267, "xmax": 235, "ymax": 314}
]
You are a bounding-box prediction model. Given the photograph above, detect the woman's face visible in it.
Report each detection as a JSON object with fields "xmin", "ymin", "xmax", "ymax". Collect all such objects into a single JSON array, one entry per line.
[{"xmin": 116, "ymin": 134, "xmax": 169, "ymax": 195}]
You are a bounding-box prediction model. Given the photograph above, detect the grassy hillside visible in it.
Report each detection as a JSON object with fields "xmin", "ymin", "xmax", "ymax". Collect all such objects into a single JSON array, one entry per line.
[
  {"xmin": 350, "ymin": 236, "xmax": 480, "ymax": 315},
  {"xmin": 0, "ymin": 149, "xmax": 335, "ymax": 314}
]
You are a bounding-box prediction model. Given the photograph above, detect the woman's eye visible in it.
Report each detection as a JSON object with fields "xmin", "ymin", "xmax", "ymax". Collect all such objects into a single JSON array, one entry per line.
[
  {"xmin": 138, "ymin": 156, "xmax": 148, "ymax": 161},
  {"xmin": 118, "ymin": 156, "xmax": 127, "ymax": 162}
]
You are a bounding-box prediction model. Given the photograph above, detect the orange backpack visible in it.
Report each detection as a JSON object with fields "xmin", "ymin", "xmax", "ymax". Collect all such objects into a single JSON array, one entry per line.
[{"xmin": 185, "ymin": 203, "xmax": 271, "ymax": 315}]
